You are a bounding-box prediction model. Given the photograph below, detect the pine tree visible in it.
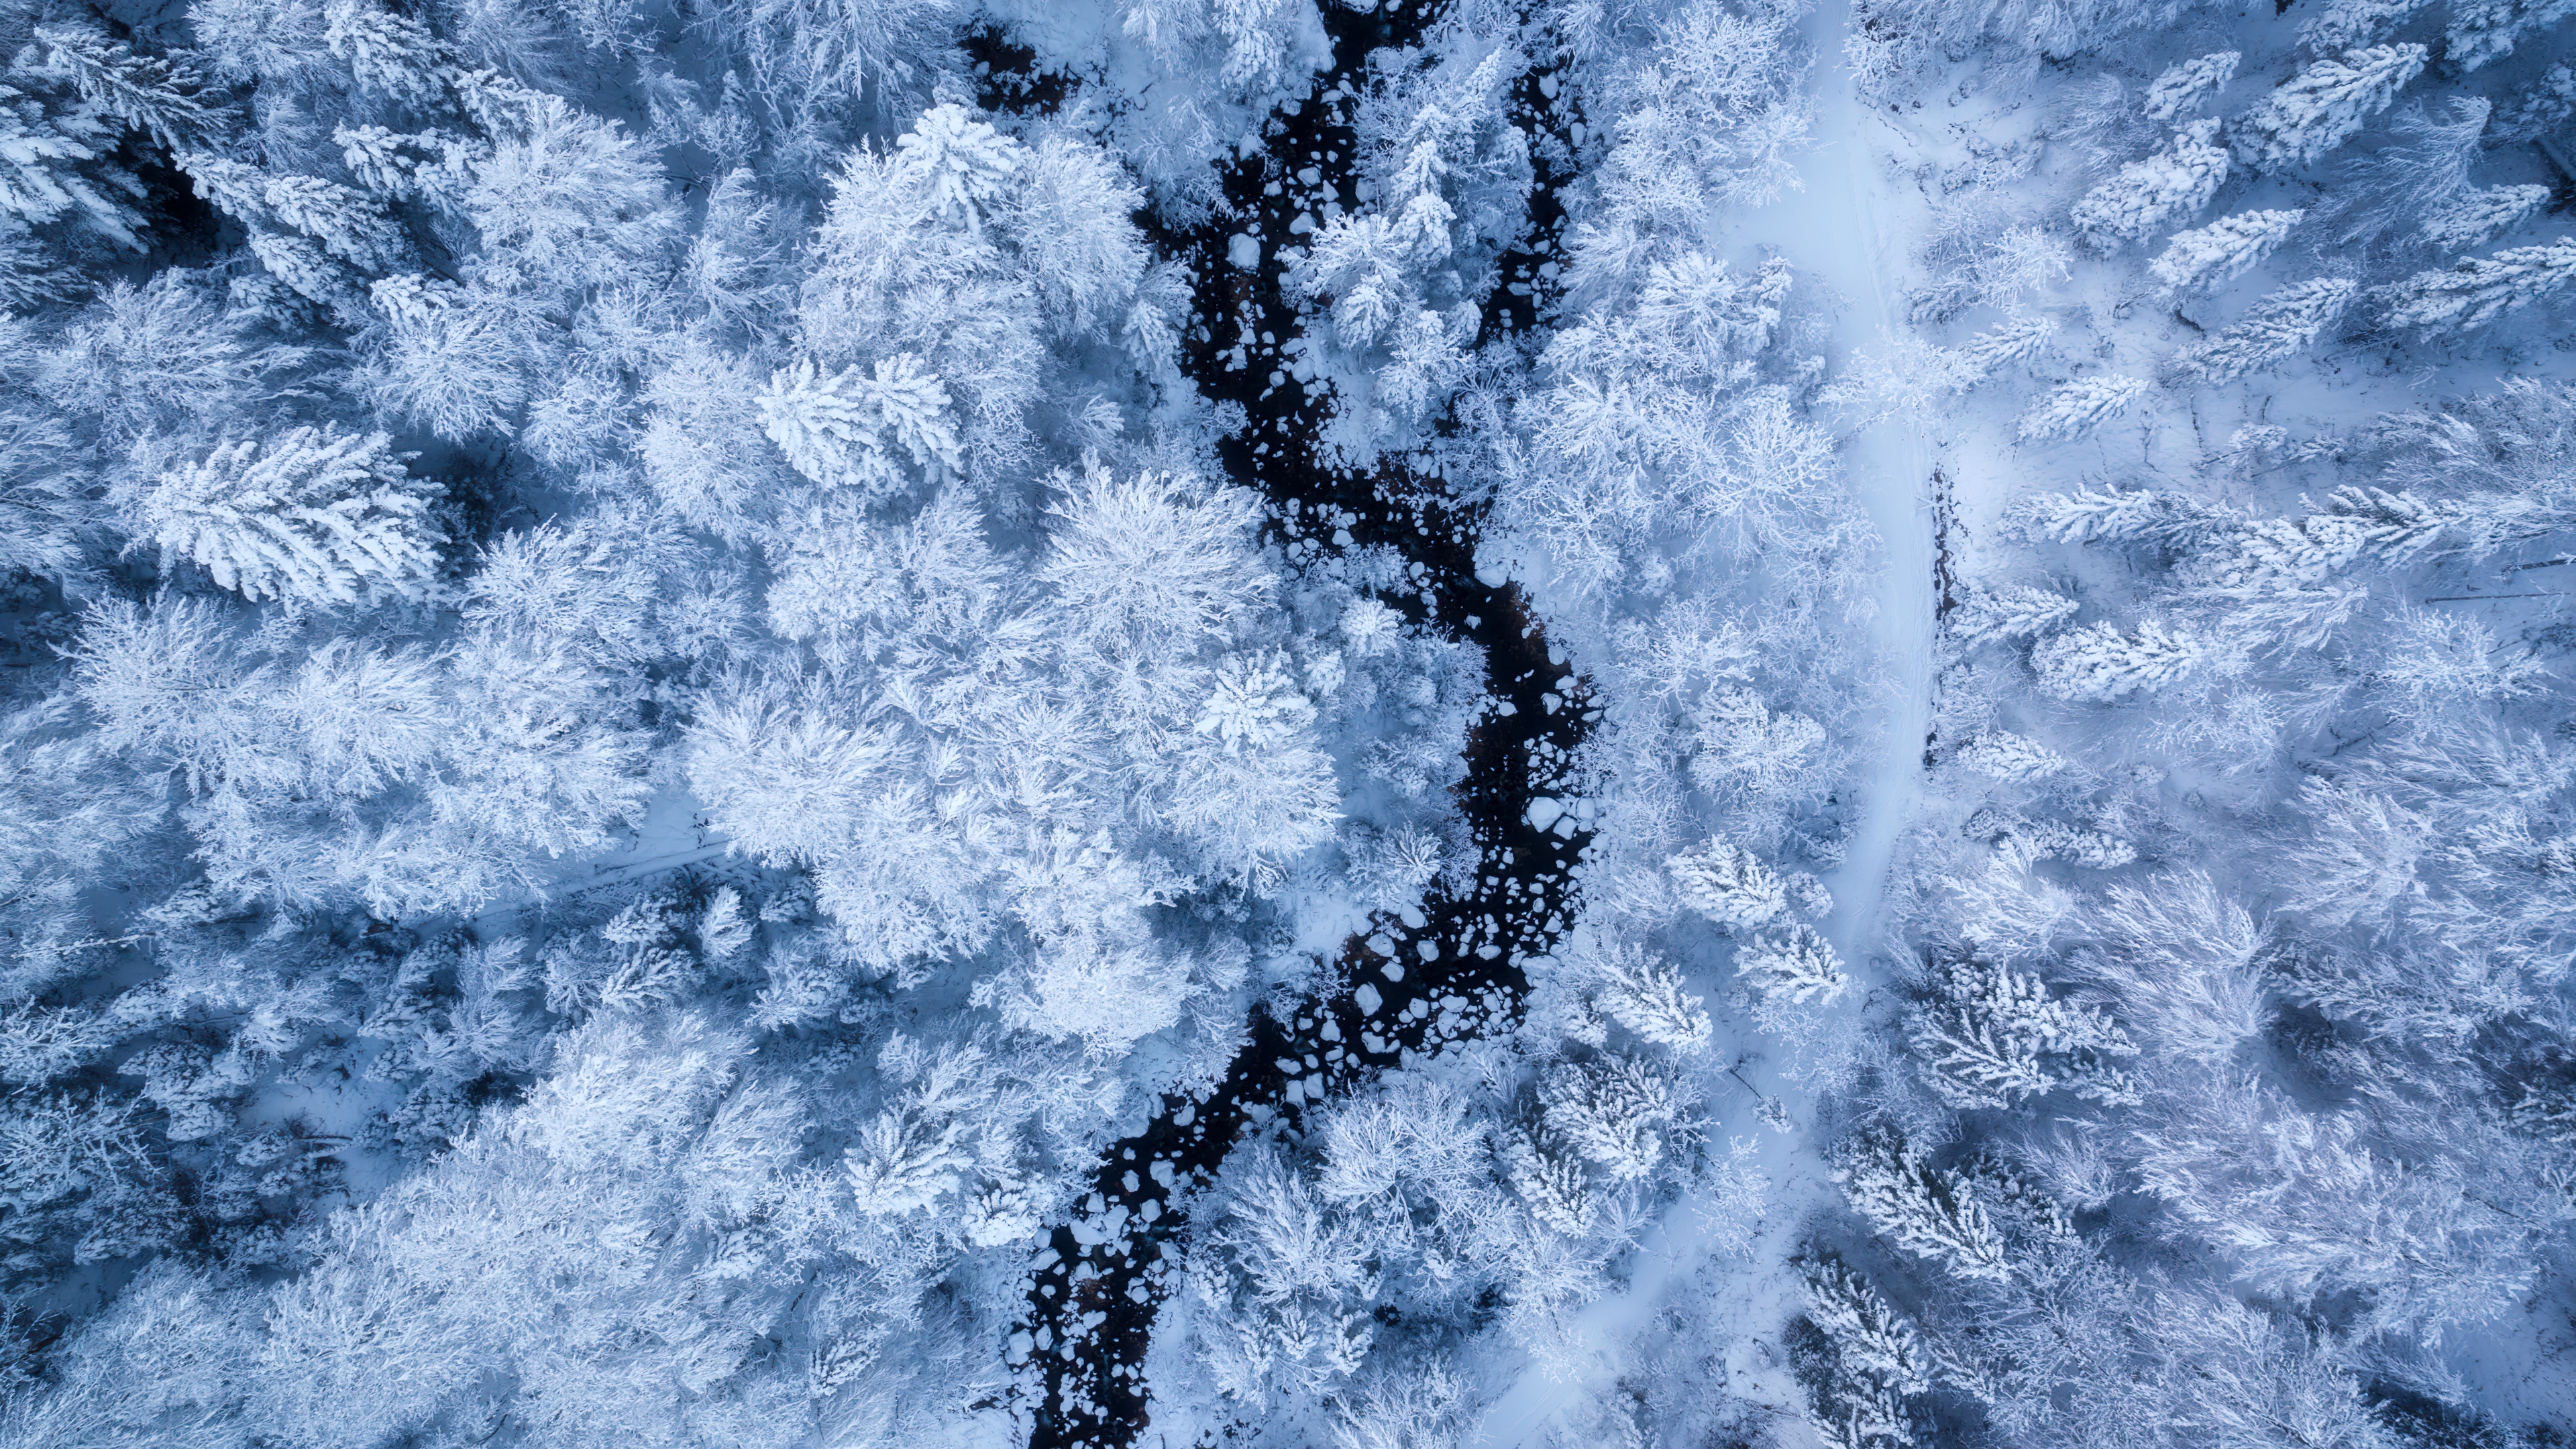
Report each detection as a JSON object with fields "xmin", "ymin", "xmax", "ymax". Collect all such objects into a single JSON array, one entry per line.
[
  {"xmin": 1959, "ymin": 313, "xmax": 2059, "ymax": 376},
  {"xmin": 1502, "ymin": 1126, "xmax": 1594, "ymax": 1235},
  {"xmin": 0, "ymin": 81, "xmax": 145, "ymax": 248},
  {"xmin": 756, "ymin": 354, "xmax": 963, "ymax": 498},
  {"xmin": 1803, "ymin": 1256, "xmax": 1933, "ymax": 1395},
  {"xmin": 2421, "ymin": 186, "xmax": 2551, "ymax": 251},
  {"xmin": 2015, "ymin": 375, "xmax": 2149, "ymax": 443},
  {"xmin": 1540, "ymin": 1053, "xmax": 1679, "ymax": 1181},
  {"xmin": 2298, "ymin": 0, "xmax": 2432, "ymax": 51},
  {"xmin": 1668, "ymin": 838, "xmax": 1787, "ymax": 930},
  {"xmin": 2496, "ymin": 63, "xmax": 2576, "ymax": 142},
  {"xmin": 2169, "ymin": 276, "xmax": 2357, "ymax": 382},
  {"xmin": 322, "ymin": 0, "xmax": 449, "ymax": 107},
  {"xmin": 1908, "ymin": 955, "xmax": 2139, "ymax": 1109},
  {"xmin": 1953, "ymin": 584, "xmax": 2078, "ymax": 644},
  {"xmin": 31, "ymin": 24, "xmax": 223, "ymax": 152},
  {"xmin": 892, "ymin": 103, "xmax": 1022, "ymax": 231},
  {"xmin": 1195, "ymin": 650, "xmax": 1316, "ymax": 753},
  {"xmin": 2070, "ymin": 119, "xmax": 2229, "ymax": 244},
  {"xmin": 1950, "ymin": 731, "xmax": 2071, "ymax": 782},
  {"xmin": 1735, "ymin": 923, "xmax": 1851, "ymax": 1006},
  {"xmin": 2229, "ymin": 46, "xmax": 2426, "ymax": 172},
  {"xmin": 2031, "ymin": 620, "xmax": 2216, "ymax": 699},
  {"xmin": 2379, "ymin": 237, "xmax": 2576, "ymax": 333},
  {"xmin": 2446, "ymin": 0, "xmax": 2576, "ymax": 72},
  {"xmin": 1585, "ymin": 941, "xmax": 1713, "ymax": 1051},
  {"xmin": 258, "ymin": 174, "xmax": 407, "ymax": 272},
  {"xmin": 1833, "ymin": 1129, "xmax": 2013, "ymax": 1282},
  {"xmin": 133, "ymin": 427, "xmax": 444, "ymax": 608},
  {"xmin": 2141, "ymin": 52, "xmax": 2239, "ymax": 121},
  {"xmin": 2149, "ymin": 209, "xmax": 2303, "ymax": 292}
]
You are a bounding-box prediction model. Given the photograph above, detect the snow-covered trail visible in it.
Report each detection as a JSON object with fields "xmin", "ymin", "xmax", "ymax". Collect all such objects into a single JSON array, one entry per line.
[
  {"xmin": 1796, "ymin": 3, "xmax": 1939, "ymax": 983},
  {"xmin": 1471, "ymin": 4, "xmax": 1938, "ymax": 1442}
]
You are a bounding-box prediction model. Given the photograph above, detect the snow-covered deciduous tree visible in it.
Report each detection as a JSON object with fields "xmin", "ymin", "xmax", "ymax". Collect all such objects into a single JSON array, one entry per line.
[
  {"xmin": 2228, "ymin": 45, "xmax": 2426, "ymax": 172},
  {"xmin": 2326, "ymin": 97, "xmax": 2493, "ymax": 248},
  {"xmin": 2148, "ymin": 209, "xmax": 2302, "ymax": 292},
  {"xmin": 2379, "ymin": 236, "xmax": 2576, "ymax": 333},
  {"xmin": 129, "ymin": 429, "xmax": 443, "ymax": 608},
  {"xmin": 1692, "ymin": 688, "xmax": 1828, "ymax": 808},
  {"xmin": 1909, "ymin": 955, "xmax": 2139, "ymax": 1108},
  {"xmin": 1736, "ymin": 923, "xmax": 1851, "ymax": 1006},
  {"xmin": 2169, "ymin": 276, "xmax": 2357, "ymax": 382},
  {"xmin": 2069, "ymin": 119, "xmax": 2227, "ymax": 245},
  {"xmin": 2141, "ymin": 51, "xmax": 2239, "ymax": 121},
  {"xmin": 2015, "ymin": 375, "xmax": 2148, "ymax": 443}
]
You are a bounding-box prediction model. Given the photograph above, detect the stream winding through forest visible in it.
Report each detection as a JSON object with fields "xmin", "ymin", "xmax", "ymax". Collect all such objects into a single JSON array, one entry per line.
[{"xmin": 975, "ymin": 5, "xmax": 1596, "ymax": 1442}]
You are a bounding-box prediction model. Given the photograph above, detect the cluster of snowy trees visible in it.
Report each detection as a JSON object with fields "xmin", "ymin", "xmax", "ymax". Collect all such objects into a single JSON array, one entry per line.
[
  {"xmin": 1796, "ymin": 2, "xmax": 2576, "ymax": 1448},
  {"xmin": 13, "ymin": 0, "xmax": 2566, "ymax": 1442},
  {"xmin": 0, "ymin": 0, "xmax": 1532, "ymax": 1442}
]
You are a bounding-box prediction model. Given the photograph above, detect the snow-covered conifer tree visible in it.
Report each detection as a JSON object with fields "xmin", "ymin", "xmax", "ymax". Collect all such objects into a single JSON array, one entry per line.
[
  {"xmin": 2379, "ymin": 236, "xmax": 2576, "ymax": 333},
  {"xmin": 2496, "ymin": 62, "xmax": 2576, "ymax": 141},
  {"xmin": 1960, "ymin": 313, "xmax": 2061, "ymax": 376},
  {"xmin": 1803, "ymin": 1256, "xmax": 1933, "ymax": 1396},
  {"xmin": 892, "ymin": 103, "xmax": 1022, "ymax": 231},
  {"xmin": 1951, "ymin": 731, "xmax": 2071, "ymax": 782},
  {"xmin": 1953, "ymin": 584, "xmax": 2078, "ymax": 644},
  {"xmin": 756, "ymin": 354, "xmax": 963, "ymax": 498},
  {"xmin": 1736, "ymin": 923, "xmax": 1851, "ymax": 1006},
  {"xmin": 2141, "ymin": 52, "xmax": 2239, "ymax": 121},
  {"xmin": 1834, "ymin": 1130, "xmax": 2013, "ymax": 1282},
  {"xmin": 2170, "ymin": 277, "xmax": 2357, "ymax": 382},
  {"xmin": 2422, "ymin": 185, "xmax": 2551, "ymax": 252},
  {"xmin": 1582, "ymin": 940, "xmax": 1714, "ymax": 1051},
  {"xmin": 322, "ymin": 0, "xmax": 448, "ymax": 106},
  {"xmin": 1540, "ymin": 1053, "xmax": 1680, "ymax": 1181},
  {"xmin": 30, "ymin": 24, "xmax": 223, "ymax": 152},
  {"xmin": 2228, "ymin": 46, "xmax": 2426, "ymax": 172},
  {"xmin": 2446, "ymin": 0, "xmax": 2576, "ymax": 70},
  {"xmin": 2015, "ymin": 375, "xmax": 2148, "ymax": 443},
  {"xmin": 2148, "ymin": 209, "xmax": 2303, "ymax": 292},
  {"xmin": 1668, "ymin": 838, "xmax": 1788, "ymax": 930},
  {"xmin": 0, "ymin": 78, "xmax": 144, "ymax": 248},
  {"xmin": 2031, "ymin": 620, "xmax": 2219, "ymax": 699},
  {"xmin": 1909, "ymin": 955, "xmax": 2139, "ymax": 1108},
  {"xmin": 130, "ymin": 428, "xmax": 444, "ymax": 608},
  {"xmin": 2069, "ymin": 119, "xmax": 2228, "ymax": 245}
]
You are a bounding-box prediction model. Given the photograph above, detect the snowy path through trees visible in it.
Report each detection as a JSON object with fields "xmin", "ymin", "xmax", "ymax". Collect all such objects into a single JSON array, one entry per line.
[
  {"xmin": 1794, "ymin": 3, "xmax": 1939, "ymax": 987},
  {"xmin": 1472, "ymin": 2, "xmax": 1941, "ymax": 1440}
]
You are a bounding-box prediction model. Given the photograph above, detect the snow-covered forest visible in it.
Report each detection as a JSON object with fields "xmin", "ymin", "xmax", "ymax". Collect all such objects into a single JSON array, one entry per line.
[{"xmin": 0, "ymin": 0, "xmax": 2571, "ymax": 1444}]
